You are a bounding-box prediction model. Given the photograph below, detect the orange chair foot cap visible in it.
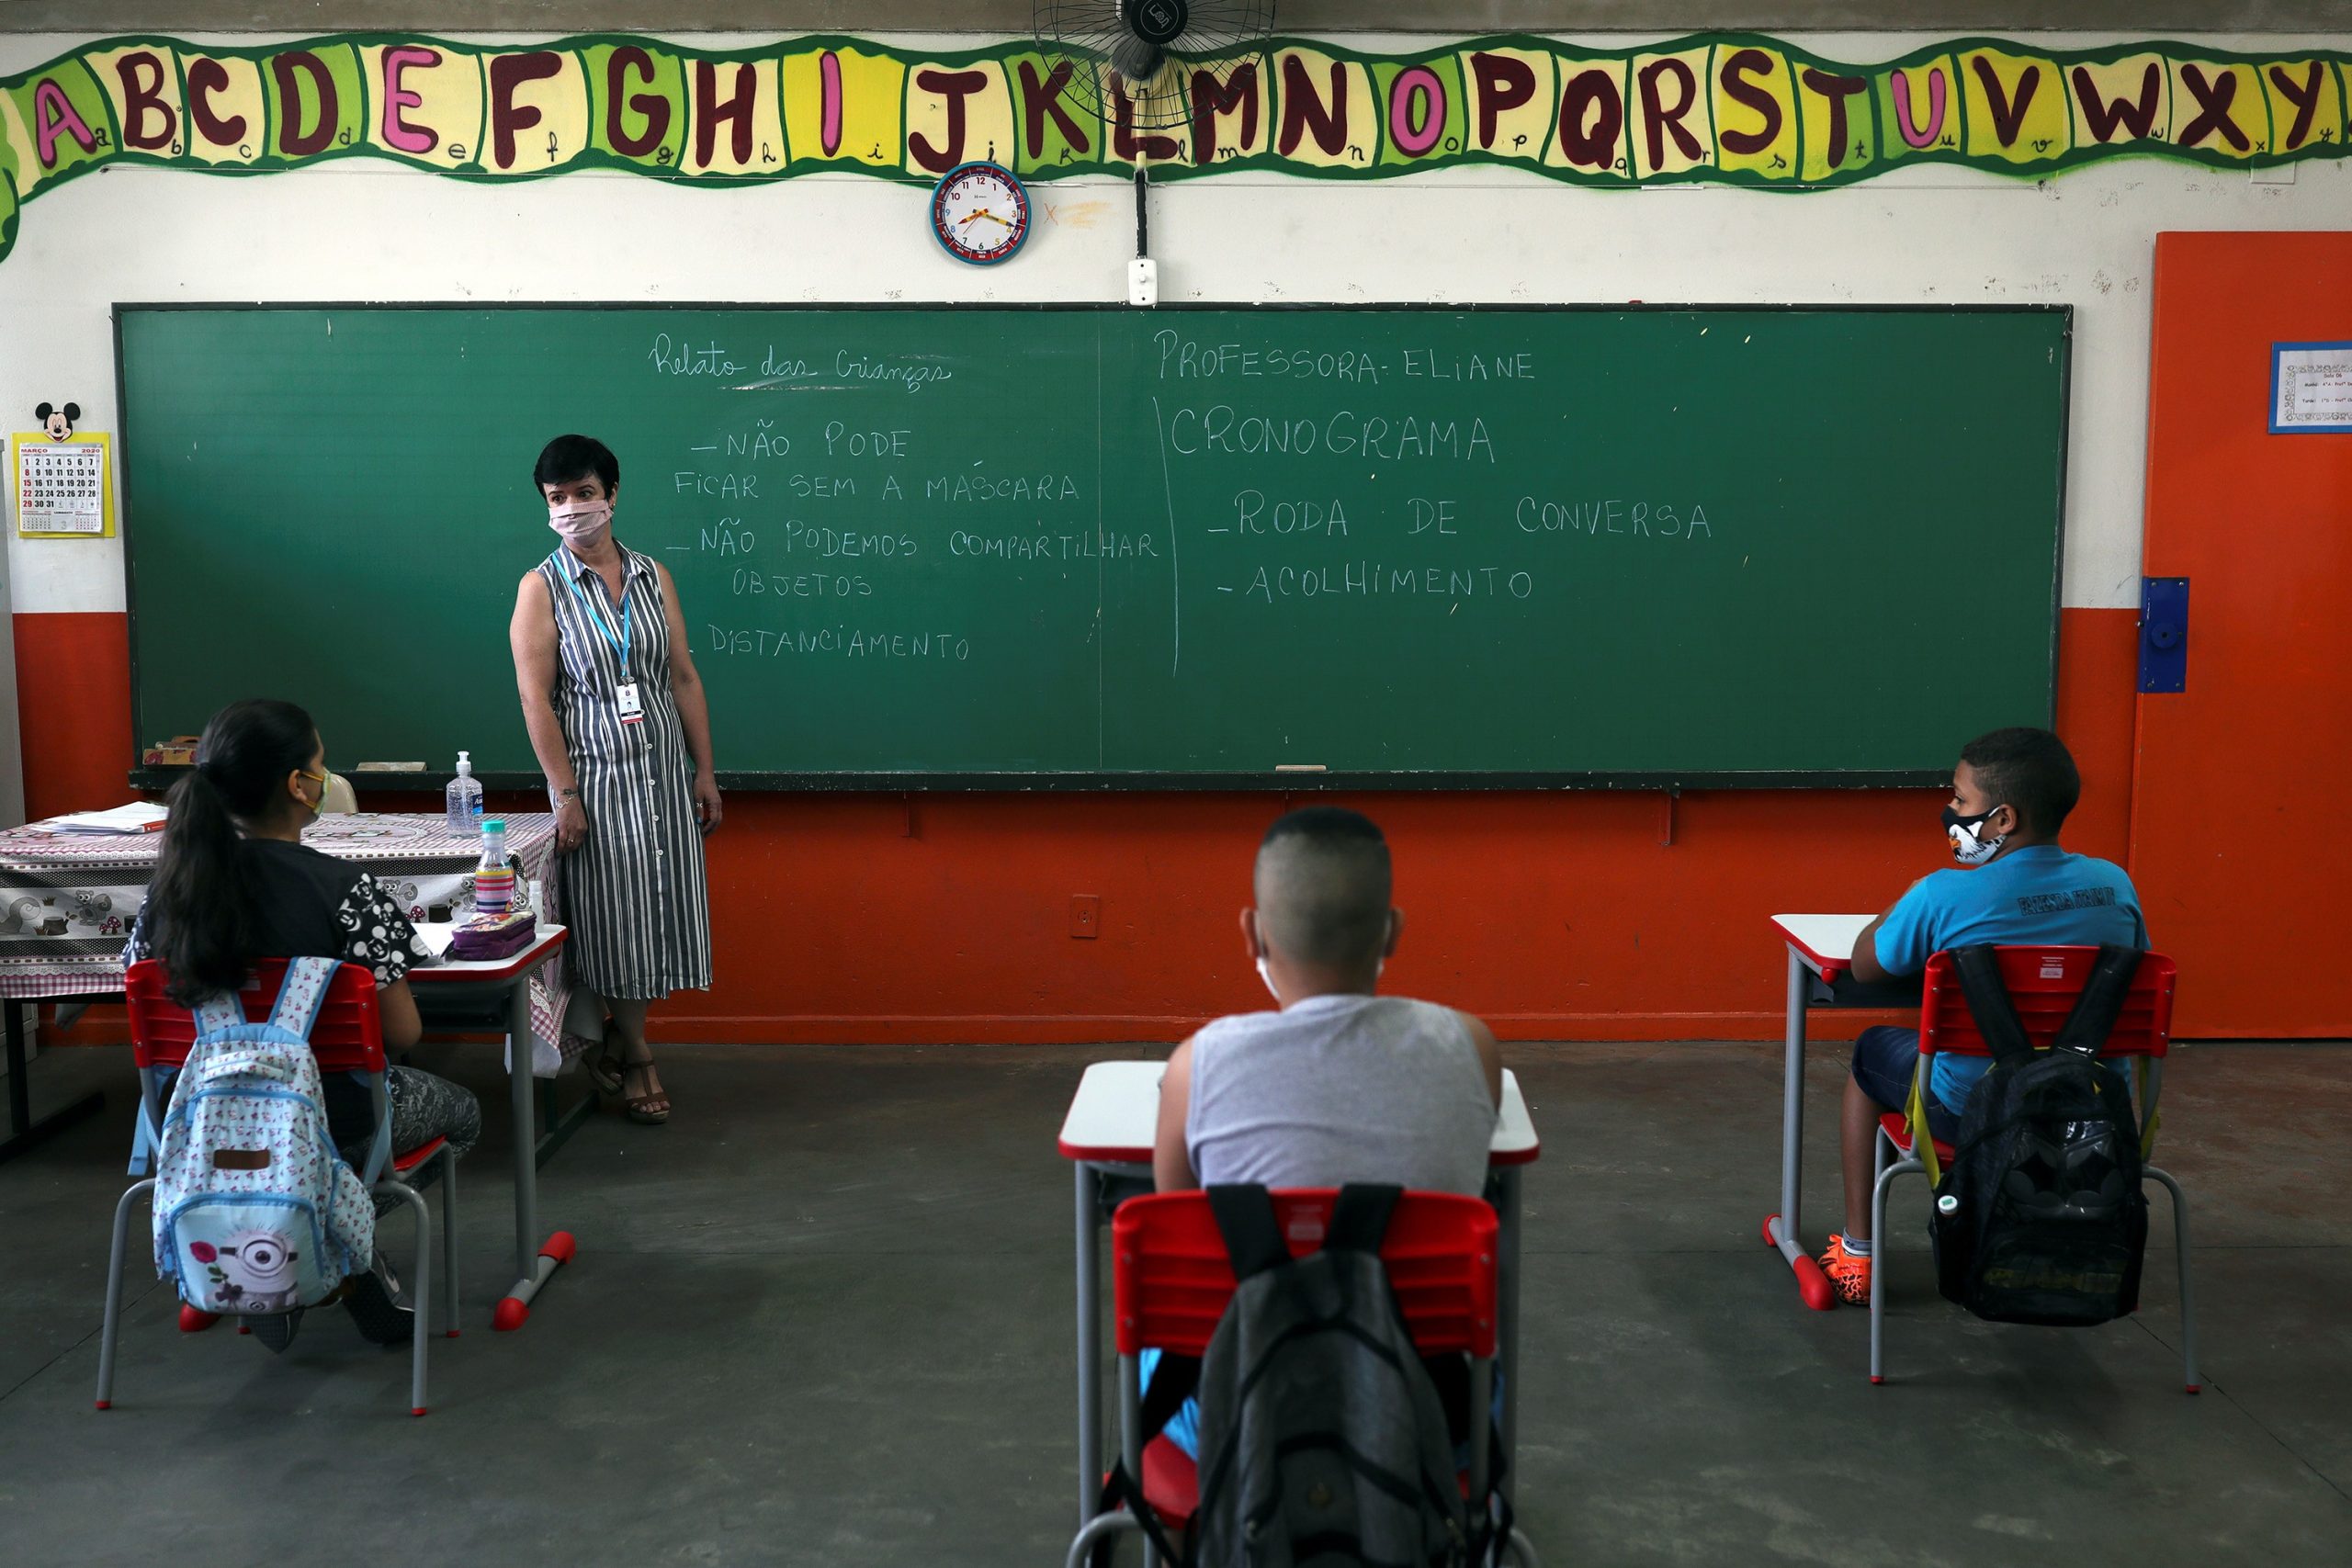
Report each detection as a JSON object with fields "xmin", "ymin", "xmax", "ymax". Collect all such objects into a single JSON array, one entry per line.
[
  {"xmin": 492, "ymin": 1297, "xmax": 529, "ymax": 1332},
  {"xmin": 94, "ymin": 1400, "xmax": 110, "ymax": 1410},
  {"xmin": 540, "ymin": 1231, "xmax": 577, "ymax": 1265}
]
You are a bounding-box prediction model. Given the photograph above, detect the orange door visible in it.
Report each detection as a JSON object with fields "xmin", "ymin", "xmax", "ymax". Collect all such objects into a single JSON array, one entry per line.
[{"xmin": 2133, "ymin": 231, "xmax": 2352, "ymax": 1036}]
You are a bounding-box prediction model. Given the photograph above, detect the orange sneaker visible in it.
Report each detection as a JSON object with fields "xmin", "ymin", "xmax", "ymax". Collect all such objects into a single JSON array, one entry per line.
[{"xmin": 1816, "ymin": 1235, "xmax": 1872, "ymax": 1307}]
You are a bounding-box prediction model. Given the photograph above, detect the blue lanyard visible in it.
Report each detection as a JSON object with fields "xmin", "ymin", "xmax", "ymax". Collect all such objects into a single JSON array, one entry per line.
[{"xmin": 558, "ymin": 555, "xmax": 631, "ymax": 672}]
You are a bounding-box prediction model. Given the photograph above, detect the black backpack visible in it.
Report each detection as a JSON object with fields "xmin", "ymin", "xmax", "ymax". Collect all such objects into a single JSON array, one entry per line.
[
  {"xmin": 1100, "ymin": 1184, "xmax": 1501, "ymax": 1568},
  {"xmin": 1929, "ymin": 944, "xmax": 2151, "ymax": 1326}
]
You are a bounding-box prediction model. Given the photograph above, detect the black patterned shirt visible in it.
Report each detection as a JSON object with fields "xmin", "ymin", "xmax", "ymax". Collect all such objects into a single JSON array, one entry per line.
[{"xmin": 122, "ymin": 836, "xmax": 434, "ymax": 987}]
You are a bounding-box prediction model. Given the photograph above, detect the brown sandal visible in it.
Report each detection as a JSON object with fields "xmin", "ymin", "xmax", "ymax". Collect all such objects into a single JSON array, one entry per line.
[
  {"xmin": 586, "ymin": 1045, "xmax": 626, "ymax": 1097},
  {"xmin": 622, "ymin": 1055, "xmax": 670, "ymax": 1124}
]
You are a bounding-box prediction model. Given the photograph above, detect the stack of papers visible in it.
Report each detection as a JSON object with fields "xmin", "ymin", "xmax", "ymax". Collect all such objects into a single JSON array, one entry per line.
[{"xmin": 43, "ymin": 804, "xmax": 169, "ymax": 834}]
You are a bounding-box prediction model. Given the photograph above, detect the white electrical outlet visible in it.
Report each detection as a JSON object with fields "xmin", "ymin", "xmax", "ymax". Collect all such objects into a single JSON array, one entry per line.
[{"xmin": 1129, "ymin": 257, "xmax": 1159, "ymax": 307}]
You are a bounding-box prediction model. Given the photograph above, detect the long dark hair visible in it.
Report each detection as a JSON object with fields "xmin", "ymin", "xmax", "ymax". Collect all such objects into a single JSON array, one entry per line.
[{"xmin": 149, "ymin": 699, "xmax": 317, "ymax": 1005}]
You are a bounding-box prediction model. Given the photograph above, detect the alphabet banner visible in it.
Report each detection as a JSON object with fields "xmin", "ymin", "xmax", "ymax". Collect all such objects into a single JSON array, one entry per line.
[{"xmin": 2, "ymin": 31, "xmax": 2346, "ymax": 265}]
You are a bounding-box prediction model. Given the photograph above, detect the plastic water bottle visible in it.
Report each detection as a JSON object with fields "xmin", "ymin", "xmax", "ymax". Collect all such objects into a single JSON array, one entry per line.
[
  {"xmin": 474, "ymin": 818, "xmax": 514, "ymax": 914},
  {"xmin": 445, "ymin": 751, "xmax": 484, "ymax": 836}
]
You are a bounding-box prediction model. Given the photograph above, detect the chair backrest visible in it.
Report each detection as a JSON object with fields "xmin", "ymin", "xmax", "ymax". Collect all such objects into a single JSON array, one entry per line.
[
  {"xmin": 1919, "ymin": 946, "xmax": 2178, "ymax": 1060},
  {"xmin": 125, "ymin": 957, "xmax": 386, "ymax": 1073},
  {"xmin": 1112, "ymin": 1189, "xmax": 1498, "ymax": 1359}
]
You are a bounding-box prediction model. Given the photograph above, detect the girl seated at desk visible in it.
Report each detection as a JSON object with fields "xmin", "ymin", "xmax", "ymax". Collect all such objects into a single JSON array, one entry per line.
[{"xmin": 123, "ymin": 698, "xmax": 481, "ymax": 1350}]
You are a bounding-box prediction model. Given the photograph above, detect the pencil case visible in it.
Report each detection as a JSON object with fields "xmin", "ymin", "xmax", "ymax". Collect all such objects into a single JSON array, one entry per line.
[{"xmin": 449, "ymin": 908, "xmax": 537, "ymax": 962}]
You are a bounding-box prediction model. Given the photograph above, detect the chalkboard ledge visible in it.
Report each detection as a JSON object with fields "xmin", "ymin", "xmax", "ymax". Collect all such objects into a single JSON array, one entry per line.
[{"xmin": 132, "ymin": 768, "xmax": 1953, "ymax": 795}]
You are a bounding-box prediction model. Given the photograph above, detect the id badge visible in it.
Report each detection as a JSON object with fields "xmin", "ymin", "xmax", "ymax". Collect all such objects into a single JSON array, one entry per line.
[{"xmin": 616, "ymin": 681, "xmax": 644, "ymax": 724}]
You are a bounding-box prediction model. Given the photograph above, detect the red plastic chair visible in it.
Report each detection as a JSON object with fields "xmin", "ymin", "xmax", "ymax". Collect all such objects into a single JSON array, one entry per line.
[
  {"xmin": 1870, "ymin": 946, "xmax": 2194, "ymax": 1390},
  {"xmin": 1064, "ymin": 1188, "xmax": 1538, "ymax": 1568},
  {"xmin": 97, "ymin": 960, "xmax": 460, "ymax": 1416}
]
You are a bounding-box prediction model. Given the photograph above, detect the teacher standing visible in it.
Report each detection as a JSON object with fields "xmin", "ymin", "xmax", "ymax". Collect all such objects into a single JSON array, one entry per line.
[{"xmin": 510, "ymin": 434, "xmax": 719, "ymax": 1124}]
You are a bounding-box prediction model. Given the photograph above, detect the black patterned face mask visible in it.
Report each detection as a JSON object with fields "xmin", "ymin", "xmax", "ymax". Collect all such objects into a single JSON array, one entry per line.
[{"xmin": 1941, "ymin": 805, "xmax": 2007, "ymax": 866}]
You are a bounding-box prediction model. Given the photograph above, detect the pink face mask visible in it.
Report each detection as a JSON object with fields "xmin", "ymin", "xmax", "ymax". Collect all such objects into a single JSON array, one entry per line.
[{"xmin": 548, "ymin": 500, "xmax": 612, "ymax": 543}]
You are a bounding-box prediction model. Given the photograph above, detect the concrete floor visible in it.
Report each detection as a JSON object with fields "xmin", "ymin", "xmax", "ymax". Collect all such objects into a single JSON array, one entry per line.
[{"xmin": 0, "ymin": 1037, "xmax": 2346, "ymax": 1565}]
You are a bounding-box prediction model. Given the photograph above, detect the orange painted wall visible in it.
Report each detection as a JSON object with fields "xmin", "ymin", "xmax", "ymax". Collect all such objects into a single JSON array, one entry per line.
[{"xmin": 15, "ymin": 604, "xmax": 2139, "ymax": 1045}]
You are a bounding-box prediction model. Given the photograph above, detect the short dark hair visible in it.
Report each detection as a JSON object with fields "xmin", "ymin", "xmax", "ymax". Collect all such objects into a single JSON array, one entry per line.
[
  {"xmin": 1254, "ymin": 807, "xmax": 1393, "ymax": 970},
  {"xmin": 533, "ymin": 434, "xmax": 618, "ymax": 496},
  {"xmin": 1960, "ymin": 727, "xmax": 2080, "ymax": 836}
]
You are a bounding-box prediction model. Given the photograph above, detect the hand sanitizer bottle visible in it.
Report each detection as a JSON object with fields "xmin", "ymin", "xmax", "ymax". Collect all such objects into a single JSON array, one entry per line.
[{"xmin": 446, "ymin": 751, "xmax": 485, "ymax": 836}]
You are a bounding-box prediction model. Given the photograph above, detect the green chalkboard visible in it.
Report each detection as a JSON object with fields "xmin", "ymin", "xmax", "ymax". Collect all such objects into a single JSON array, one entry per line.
[{"xmin": 117, "ymin": 304, "xmax": 2067, "ymax": 787}]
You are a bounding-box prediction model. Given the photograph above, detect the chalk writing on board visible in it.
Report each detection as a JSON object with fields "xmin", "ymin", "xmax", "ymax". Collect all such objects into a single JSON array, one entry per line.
[
  {"xmin": 1516, "ymin": 497, "xmax": 1715, "ymax": 538},
  {"xmin": 833, "ymin": 352, "xmax": 956, "ymax": 394},
  {"xmin": 949, "ymin": 530, "xmax": 1159, "ymax": 560},
  {"xmin": 676, "ymin": 470, "xmax": 760, "ymax": 498},
  {"xmin": 822, "ymin": 423, "xmax": 911, "ymax": 457},
  {"xmin": 724, "ymin": 424, "xmax": 792, "ymax": 458},
  {"xmin": 707, "ymin": 625, "xmax": 971, "ymax": 660},
  {"xmin": 1401, "ymin": 349, "xmax": 1535, "ymax": 381},
  {"xmin": 1164, "ymin": 406, "xmax": 1497, "ymax": 464},
  {"xmin": 730, "ymin": 569, "xmax": 874, "ymax": 599},
  {"xmin": 1156, "ymin": 332, "xmax": 1387, "ymax": 384},
  {"xmin": 698, "ymin": 523, "xmax": 754, "ymax": 554},
  {"xmin": 1242, "ymin": 564, "xmax": 1537, "ymax": 602},
  {"xmin": 774, "ymin": 522, "xmax": 919, "ymax": 558},
  {"xmin": 922, "ymin": 471, "xmax": 1082, "ymax": 503},
  {"xmin": 1223, "ymin": 491, "xmax": 1351, "ymax": 537},
  {"xmin": 1152, "ymin": 331, "xmax": 1541, "ymax": 387},
  {"xmin": 650, "ymin": 335, "xmax": 745, "ymax": 378}
]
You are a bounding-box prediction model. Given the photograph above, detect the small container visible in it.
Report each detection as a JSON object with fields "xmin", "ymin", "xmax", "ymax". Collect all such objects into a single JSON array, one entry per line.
[{"xmin": 1937, "ymin": 1194, "xmax": 1961, "ymax": 1217}]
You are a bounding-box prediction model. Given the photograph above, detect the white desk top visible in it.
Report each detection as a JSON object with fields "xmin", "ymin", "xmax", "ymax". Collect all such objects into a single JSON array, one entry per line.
[
  {"xmin": 1770, "ymin": 913, "xmax": 1874, "ymax": 980},
  {"xmin": 409, "ymin": 924, "xmax": 568, "ymax": 985},
  {"xmin": 1057, "ymin": 1060, "xmax": 1540, "ymax": 1168}
]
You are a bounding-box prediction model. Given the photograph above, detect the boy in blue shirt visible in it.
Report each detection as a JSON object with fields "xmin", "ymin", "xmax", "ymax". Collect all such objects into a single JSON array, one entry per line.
[{"xmin": 1818, "ymin": 728, "xmax": 2146, "ymax": 1306}]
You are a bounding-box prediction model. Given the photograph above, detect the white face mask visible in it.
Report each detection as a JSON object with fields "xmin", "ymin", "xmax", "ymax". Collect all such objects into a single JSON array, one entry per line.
[
  {"xmin": 1256, "ymin": 951, "xmax": 1383, "ymax": 1007},
  {"xmin": 548, "ymin": 499, "xmax": 613, "ymax": 544}
]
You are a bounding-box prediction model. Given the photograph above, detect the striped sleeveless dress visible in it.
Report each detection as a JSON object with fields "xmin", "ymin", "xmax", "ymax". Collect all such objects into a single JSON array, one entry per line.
[{"xmin": 536, "ymin": 545, "xmax": 713, "ymax": 1000}]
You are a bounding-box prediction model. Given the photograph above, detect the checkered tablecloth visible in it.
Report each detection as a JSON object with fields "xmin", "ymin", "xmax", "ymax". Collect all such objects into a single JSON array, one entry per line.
[{"xmin": 0, "ymin": 812, "xmax": 580, "ymax": 1076}]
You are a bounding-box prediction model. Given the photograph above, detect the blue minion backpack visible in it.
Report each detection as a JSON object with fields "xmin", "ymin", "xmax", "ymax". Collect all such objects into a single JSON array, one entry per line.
[{"xmin": 144, "ymin": 957, "xmax": 376, "ymax": 1316}]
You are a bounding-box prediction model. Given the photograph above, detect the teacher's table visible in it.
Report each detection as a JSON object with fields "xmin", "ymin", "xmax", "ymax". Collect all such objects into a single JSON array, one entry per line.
[
  {"xmin": 1057, "ymin": 1061, "xmax": 1541, "ymax": 1527},
  {"xmin": 1764, "ymin": 915, "xmax": 1925, "ymax": 1310}
]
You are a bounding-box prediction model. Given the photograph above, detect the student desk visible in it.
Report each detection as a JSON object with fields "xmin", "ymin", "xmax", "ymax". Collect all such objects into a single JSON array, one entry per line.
[
  {"xmin": 411, "ymin": 927, "xmax": 580, "ymax": 1329},
  {"xmin": 1765, "ymin": 915, "xmax": 1925, "ymax": 1310},
  {"xmin": 1057, "ymin": 1061, "xmax": 1541, "ymax": 1527}
]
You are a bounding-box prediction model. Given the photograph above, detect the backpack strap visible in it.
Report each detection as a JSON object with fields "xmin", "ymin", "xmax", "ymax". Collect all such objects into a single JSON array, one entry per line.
[
  {"xmin": 1325, "ymin": 1183, "xmax": 1403, "ymax": 1254},
  {"xmin": 2052, "ymin": 944, "xmax": 2144, "ymax": 1058},
  {"xmin": 188, "ymin": 988, "xmax": 244, "ymax": 1040},
  {"xmin": 1204, "ymin": 1184, "xmax": 1292, "ymax": 1280},
  {"xmin": 1951, "ymin": 944, "xmax": 2038, "ymax": 1065},
  {"xmin": 266, "ymin": 955, "xmax": 342, "ymax": 1041}
]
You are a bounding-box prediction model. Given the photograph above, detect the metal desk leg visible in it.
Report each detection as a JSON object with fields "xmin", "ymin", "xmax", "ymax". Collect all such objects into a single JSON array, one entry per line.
[
  {"xmin": 0, "ymin": 998, "xmax": 104, "ymax": 1169},
  {"xmin": 1075, "ymin": 1159, "xmax": 1102, "ymax": 1529},
  {"xmin": 1764, "ymin": 950, "xmax": 1835, "ymax": 1310},
  {"xmin": 493, "ymin": 976, "xmax": 574, "ymax": 1330},
  {"xmin": 1496, "ymin": 1164, "xmax": 1522, "ymax": 1505}
]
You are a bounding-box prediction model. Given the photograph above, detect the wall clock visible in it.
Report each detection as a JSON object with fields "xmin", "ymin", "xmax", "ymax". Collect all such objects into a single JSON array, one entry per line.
[{"xmin": 931, "ymin": 160, "xmax": 1031, "ymax": 265}]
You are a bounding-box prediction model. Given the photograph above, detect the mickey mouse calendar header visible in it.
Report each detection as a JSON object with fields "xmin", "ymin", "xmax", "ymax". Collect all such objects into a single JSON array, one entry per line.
[{"xmin": 0, "ymin": 31, "xmax": 2344, "ymax": 266}]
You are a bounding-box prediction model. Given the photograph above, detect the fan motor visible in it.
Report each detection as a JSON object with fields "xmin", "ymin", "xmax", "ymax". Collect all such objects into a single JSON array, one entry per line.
[{"xmin": 1123, "ymin": 0, "xmax": 1191, "ymax": 47}]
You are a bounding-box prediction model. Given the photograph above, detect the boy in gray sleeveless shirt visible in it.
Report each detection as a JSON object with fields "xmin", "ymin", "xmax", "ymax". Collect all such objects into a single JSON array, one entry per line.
[{"xmin": 1145, "ymin": 807, "xmax": 1504, "ymax": 1457}]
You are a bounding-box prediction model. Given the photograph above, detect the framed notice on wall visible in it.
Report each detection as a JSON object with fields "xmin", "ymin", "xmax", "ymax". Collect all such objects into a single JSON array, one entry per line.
[
  {"xmin": 13, "ymin": 432, "xmax": 114, "ymax": 536},
  {"xmin": 2269, "ymin": 341, "xmax": 2352, "ymax": 434}
]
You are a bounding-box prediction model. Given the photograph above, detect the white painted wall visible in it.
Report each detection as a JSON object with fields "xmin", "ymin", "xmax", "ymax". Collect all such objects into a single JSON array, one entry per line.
[{"xmin": 2, "ymin": 29, "xmax": 2346, "ymax": 618}]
